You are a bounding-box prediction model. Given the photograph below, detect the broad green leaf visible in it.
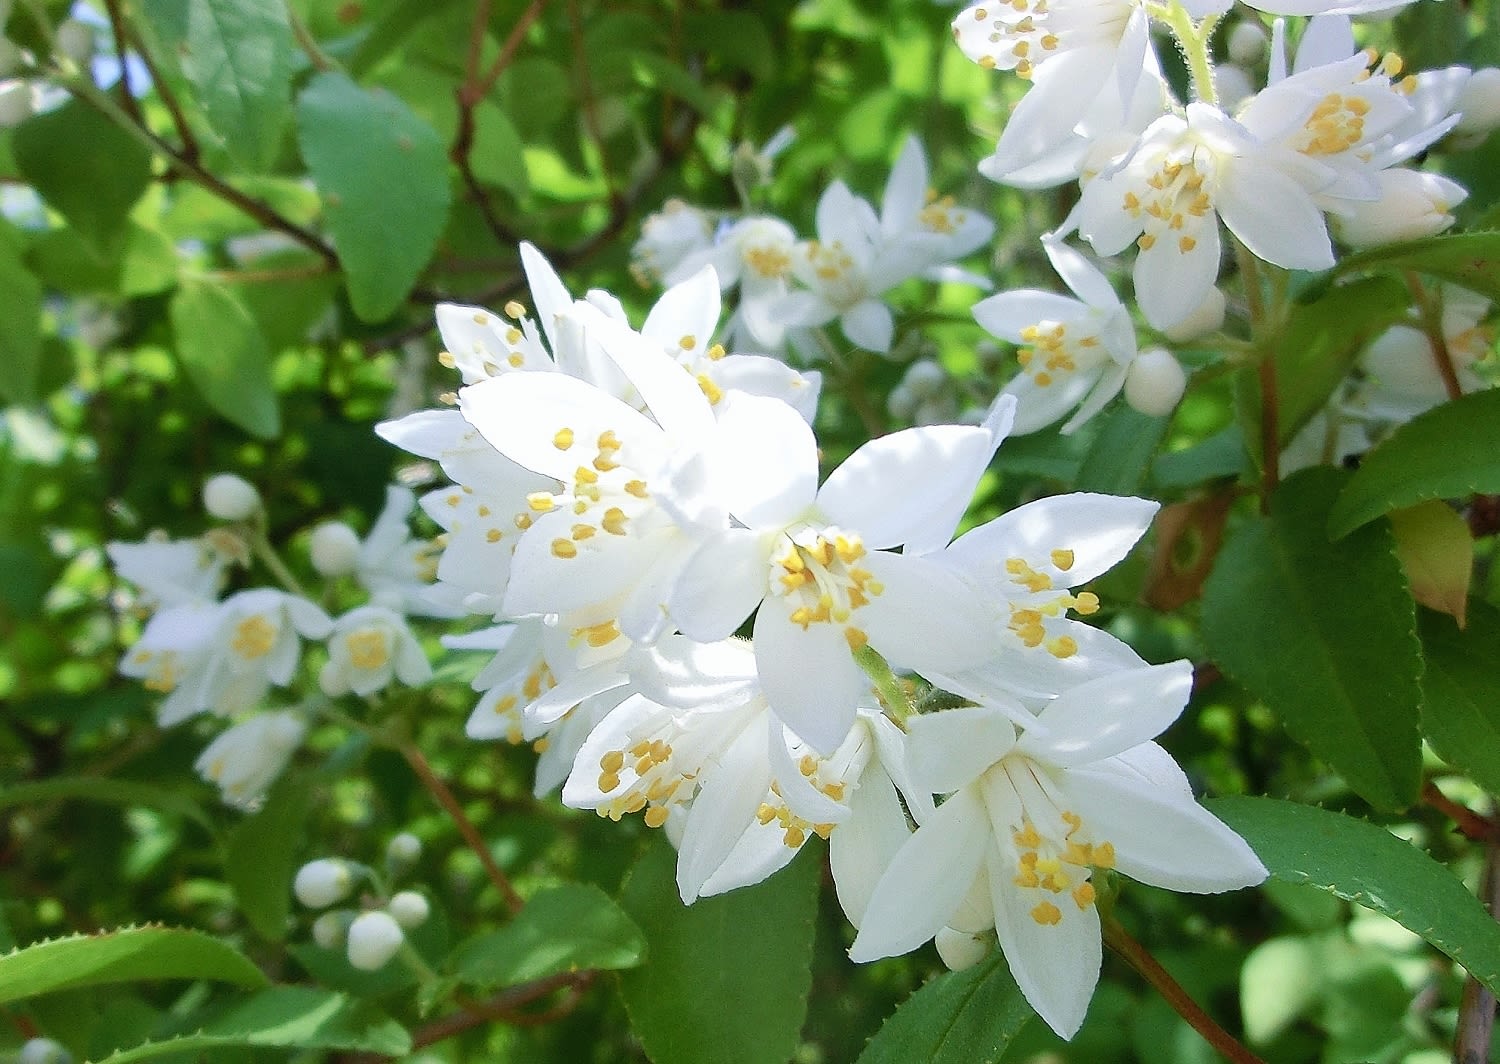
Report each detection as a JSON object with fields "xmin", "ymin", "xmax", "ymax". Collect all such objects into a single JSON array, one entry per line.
[
  {"xmin": 1335, "ymin": 230, "xmax": 1500, "ymax": 303},
  {"xmin": 94, "ymin": 987, "xmax": 409, "ymax": 1062},
  {"xmin": 449, "ymin": 884, "xmax": 645, "ymax": 988},
  {"xmin": 0, "ymin": 927, "xmax": 267, "ymax": 1004},
  {"xmin": 470, "ymin": 102, "xmax": 530, "ymax": 197},
  {"xmin": 1328, "ymin": 389, "xmax": 1500, "ymax": 538},
  {"xmin": 295, "ymin": 72, "xmax": 451, "ymax": 322},
  {"xmin": 226, "ymin": 774, "xmax": 313, "ymax": 942},
  {"xmin": 1390, "ymin": 501, "xmax": 1472, "ymax": 626},
  {"xmin": 169, "ymin": 280, "xmax": 280, "ymax": 438},
  {"xmin": 618, "ymin": 839, "xmax": 819, "ymax": 1064},
  {"xmin": 857, "ymin": 953, "xmax": 1033, "ymax": 1064},
  {"xmin": 0, "ymin": 776, "xmax": 213, "ymax": 832},
  {"xmin": 0, "ymin": 220, "xmax": 42, "ymax": 404},
  {"xmin": 11, "ymin": 99, "xmax": 152, "ymax": 254},
  {"xmin": 1151, "ymin": 426, "xmax": 1248, "ymax": 488},
  {"xmin": 1074, "ymin": 405, "xmax": 1169, "ymax": 495},
  {"xmin": 1240, "ymin": 937, "xmax": 1323, "ymax": 1044},
  {"xmin": 348, "ymin": 0, "xmax": 466, "ymax": 78},
  {"xmin": 684, "ymin": 11, "xmax": 775, "ymax": 78},
  {"xmin": 1207, "ymin": 796, "xmax": 1500, "ymax": 997},
  {"xmin": 1201, "ymin": 468, "xmax": 1422, "ymax": 810},
  {"xmin": 171, "ymin": 0, "xmax": 294, "ymax": 171},
  {"xmin": 1419, "ymin": 602, "xmax": 1500, "ymax": 793}
]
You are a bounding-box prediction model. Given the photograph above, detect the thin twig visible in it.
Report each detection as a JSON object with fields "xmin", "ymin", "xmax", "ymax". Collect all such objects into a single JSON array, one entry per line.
[
  {"xmin": 123, "ymin": 23, "xmax": 200, "ymax": 164},
  {"xmin": 396, "ymin": 741, "xmax": 525, "ymax": 915},
  {"xmin": 1422, "ymin": 781, "xmax": 1500, "ymax": 843},
  {"xmin": 1457, "ymin": 841, "xmax": 1500, "ymax": 1063},
  {"xmin": 287, "ymin": 7, "xmax": 337, "ymax": 73},
  {"xmin": 1104, "ymin": 917, "xmax": 1267, "ymax": 1064},
  {"xmin": 1404, "ymin": 271, "xmax": 1464, "ymax": 403},
  {"xmin": 100, "ymin": 0, "xmax": 142, "ymax": 122}
]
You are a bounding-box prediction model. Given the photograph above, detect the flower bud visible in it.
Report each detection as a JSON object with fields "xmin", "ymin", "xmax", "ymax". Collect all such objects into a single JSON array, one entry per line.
[
  {"xmin": 202, "ymin": 474, "xmax": 261, "ymax": 521},
  {"xmin": 311, "ymin": 910, "xmax": 349, "ymax": 950},
  {"xmin": 900, "ymin": 359, "xmax": 948, "ymax": 400},
  {"xmin": 294, "ymin": 858, "xmax": 354, "ymax": 909},
  {"xmin": 1212, "ymin": 62, "xmax": 1254, "ymax": 111},
  {"xmin": 19, "ymin": 1039, "xmax": 73, "ymax": 1064},
  {"xmin": 54, "ymin": 19, "xmax": 95, "ymax": 65},
  {"xmin": 309, "ymin": 521, "xmax": 361, "ymax": 576},
  {"xmin": 1456, "ymin": 68, "xmax": 1500, "ymax": 136},
  {"xmin": 387, "ymin": 890, "xmax": 431, "ymax": 929},
  {"xmin": 885, "ymin": 383, "xmax": 918, "ymax": 421},
  {"xmin": 1162, "ymin": 286, "xmax": 1226, "ymax": 343},
  {"xmin": 346, "ymin": 910, "xmax": 404, "ymax": 971},
  {"xmin": 914, "ymin": 395, "xmax": 959, "ymax": 427},
  {"xmin": 935, "ymin": 927, "xmax": 990, "ymax": 972},
  {"xmin": 1124, "ymin": 348, "xmax": 1187, "ymax": 418},
  {"xmin": 1331, "ymin": 169, "xmax": 1467, "ymax": 249},
  {"xmin": 0, "ymin": 80, "xmax": 33, "ymax": 128},
  {"xmin": 1227, "ymin": 21, "xmax": 1266, "ymax": 65},
  {"xmin": 386, "ymin": 831, "xmax": 422, "ymax": 866}
]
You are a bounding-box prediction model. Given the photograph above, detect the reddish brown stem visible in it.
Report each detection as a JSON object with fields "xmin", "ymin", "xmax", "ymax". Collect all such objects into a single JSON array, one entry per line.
[
  {"xmin": 1456, "ymin": 841, "xmax": 1500, "ymax": 1063},
  {"xmin": 1422, "ymin": 781, "xmax": 1500, "ymax": 843},
  {"xmin": 1404, "ymin": 271, "xmax": 1464, "ymax": 402}
]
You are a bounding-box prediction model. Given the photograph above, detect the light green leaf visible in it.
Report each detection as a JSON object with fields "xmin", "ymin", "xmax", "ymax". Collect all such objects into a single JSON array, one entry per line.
[
  {"xmin": 1328, "ymin": 389, "xmax": 1500, "ymax": 538},
  {"xmin": 174, "ymin": 0, "xmax": 294, "ymax": 171},
  {"xmin": 11, "ymin": 99, "xmax": 153, "ymax": 255},
  {"xmin": 296, "ymin": 72, "xmax": 451, "ymax": 322},
  {"xmin": 449, "ymin": 884, "xmax": 645, "ymax": 988},
  {"xmin": 1419, "ymin": 602, "xmax": 1500, "ymax": 793},
  {"xmin": 1073, "ymin": 404, "xmax": 1169, "ymax": 495},
  {"xmin": 0, "ymin": 926, "xmax": 267, "ymax": 1005},
  {"xmin": 1207, "ymin": 796, "xmax": 1500, "ymax": 997},
  {"xmin": 0, "ymin": 220, "xmax": 43, "ymax": 405},
  {"xmin": 93, "ymin": 987, "xmax": 409, "ymax": 1062},
  {"xmin": 1240, "ymin": 937, "xmax": 1323, "ymax": 1044},
  {"xmin": 857, "ymin": 953, "xmax": 1033, "ymax": 1064},
  {"xmin": 1390, "ymin": 501, "xmax": 1473, "ymax": 626},
  {"xmin": 1201, "ymin": 467, "xmax": 1422, "ymax": 810},
  {"xmin": 0, "ymin": 776, "xmax": 213, "ymax": 833},
  {"xmin": 1335, "ymin": 230, "xmax": 1500, "ymax": 302},
  {"xmin": 226, "ymin": 774, "xmax": 313, "ymax": 942},
  {"xmin": 169, "ymin": 280, "xmax": 280, "ymax": 438},
  {"xmin": 618, "ymin": 839, "xmax": 819, "ymax": 1064},
  {"xmin": 470, "ymin": 102, "xmax": 530, "ymax": 197}
]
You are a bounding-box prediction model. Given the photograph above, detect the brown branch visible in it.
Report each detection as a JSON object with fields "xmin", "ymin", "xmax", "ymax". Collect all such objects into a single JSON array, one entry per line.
[
  {"xmin": 101, "ymin": 0, "xmax": 143, "ymax": 122},
  {"xmin": 1456, "ymin": 840, "xmax": 1500, "ymax": 1063},
  {"xmin": 288, "ymin": 7, "xmax": 336, "ymax": 73},
  {"xmin": 1421, "ymin": 781, "xmax": 1500, "ymax": 843},
  {"xmin": 1105, "ymin": 918, "xmax": 1267, "ymax": 1064},
  {"xmin": 396, "ymin": 740, "xmax": 524, "ymax": 915},
  {"xmin": 1404, "ymin": 271, "xmax": 1465, "ymax": 403},
  {"xmin": 123, "ymin": 23, "xmax": 200, "ymax": 164}
]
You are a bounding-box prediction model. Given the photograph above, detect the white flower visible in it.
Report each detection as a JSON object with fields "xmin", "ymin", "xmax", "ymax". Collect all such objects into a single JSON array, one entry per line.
[
  {"xmin": 670, "ymin": 216, "xmax": 801, "ymax": 350},
  {"xmin": 346, "ymin": 911, "xmax": 404, "ymax": 971},
  {"xmin": 974, "ymin": 238, "xmax": 1137, "ymax": 434},
  {"xmin": 295, "ymin": 858, "xmax": 355, "ymax": 908},
  {"xmin": 1352, "ymin": 286, "xmax": 1491, "ymax": 421},
  {"xmin": 319, "ymin": 605, "xmax": 431, "ymax": 697},
  {"xmin": 107, "ymin": 536, "xmax": 226, "ymax": 609},
  {"xmin": 878, "ymin": 136, "xmax": 996, "ymax": 271},
  {"xmin": 1330, "ymin": 169, "xmax": 1467, "ymax": 248},
  {"xmin": 848, "ymin": 663, "xmax": 1266, "ymax": 1038},
  {"xmin": 195, "ymin": 711, "xmax": 306, "ymax": 809},
  {"xmin": 631, "ymin": 199, "xmax": 714, "ymax": 285},
  {"xmin": 1456, "ymin": 67, "xmax": 1500, "ymax": 135},
  {"xmin": 387, "ymin": 890, "xmax": 431, "ymax": 929},
  {"xmin": 357, "ymin": 485, "xmax": 464, "ymax": 619},
  {"xmin": 1123, "ymin": 346, "xmax": 1188, "ymax": 417}
]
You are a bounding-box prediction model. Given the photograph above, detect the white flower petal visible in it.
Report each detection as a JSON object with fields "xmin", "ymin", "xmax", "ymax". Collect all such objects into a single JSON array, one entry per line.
[
  {"xmin": 643, "ymin": 266, "xmax": 722, "ymax": 351},
  {"xmin": 672, "ymin": 530, "xmax": 773, "ymax": 641},
  {"xmin": 1217, "ymin": 162, "xmax": 1334, "ymax": 272},
  {"xmin": 946, "ymin": 492, "xmax": 1159, "ymax": 587},
  {"xmin": 677, "ymin": 713, "xmax": 771, "ymax": 903},
  {"xmin": 973, "ymin": 290, "xmax": 1088, "ymax": 343},
  {"xmin": 1134, "ymin": 218, "xmax": 1221, "ymax": 331},
  {"xmin": 1021, "ymin": 661, "xmax": 1193, "ymax": 765},
  {"xmin": 519, "ymin": 242, "xmax": 574, "ymax": 353},
  {"xmin": 572, "ymin": 303, "xmax": 716, "ymax": 444},
  {"xmin": 831, "ymin": 765, "xmax": 912, "ymax": 928},
  {"xmin": 753, "ymin": 606, "xmax": 866, "ymax": 755},
  {"xmin": 841, "ymin": 300, "xmax": 894, "ymax": 354},
  {"xmin": 711, "ymin": 393, "xmax": 818, "ymax": 528},
  {"xmin": 859, "ymin": 552, "xmax": 992, "ymax": 674},
  {"xmin": 906, "ymin": 705, "xmax": 1018, "ymax": 794}
]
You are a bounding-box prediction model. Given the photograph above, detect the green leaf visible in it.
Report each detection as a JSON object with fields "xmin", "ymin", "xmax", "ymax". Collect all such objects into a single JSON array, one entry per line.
[
  {"xmin": 1151, "ymin": 426, "xmax": 1248, "ymax": 488},
  {"xmin": 1335, "ymin": 230, "xmax": 1500, "ymax": 303},
  {"xmin": 1419, "ymin": 602, "xmax": 1500, "ymax": 793},
  {"xmin": 226, "ymin": 774, "xmax": 313, "ymax": 942},
  {"xmin": 469, "ymin": 102, "xmax": 530, "ymax": 197},
  {"xmin": 11, "ymin": 99, "xmax": 153, "ymax": 255},
  {"xmin": 93, "ymin": 987, "xmax": 409, "ymax": 1062},
  {"xmin": 1207, "ymin": 796, "xmax": 1500, "ymax": 997},
  {"xmin": 0, "ymin": 220, "xmax": 43, "ymax": 404},
  {"xmin": 857, "ymin": 953, "xmax": 1033, "ymax": 1064},
  {"xmin": 0, "ymin": 776, "xmax": 214, "ymax": 832},
  {"xmin": 449, "ymin": 884, "xmax": 645, "ymax": 988},
  {"xmin": 169, "ymin": 280, "xmax": 280, "ymax": 438},
  {"xmin": 617, "ymin": 839, "xmax": 820, "ymax": 1064},
  {"xmin": 1328, "ymin": 389, "xmax": 1500, "ymax": 538},
  {"xmin": 1201, "ymin": 468, "xmax": 1422, "ymax": 810},
  {"xmin": 1390, "ymin": 501, "xmax": 1473, "ymax": 625},
  {"xmin": 1073, "ymin": 405, "xmax": 1169, "ymax": 495},
  {"xmin": 172, "ymin": 0, "xmax": 294, "ymax": 171},
  {"xmin": 0, "ymin": 926, "xmax": 267, "ymax": 1005},
  {"xmin": 295, "ymin": 72, "xmax": 450, "ymax": 322}
]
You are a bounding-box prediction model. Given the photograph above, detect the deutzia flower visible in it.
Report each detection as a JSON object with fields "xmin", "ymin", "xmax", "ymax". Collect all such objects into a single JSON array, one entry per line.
[
  {"xmin": 356, "ymin": 485, "xmax": 462, "ymax": 618},
  {"xmin": 107, "ymin": 536, "xmax": 226, "ymax": 609},
  {"xmin": 877, "ymin": 136, "xmax": 996, "ymax": 278},
  {"xmin": 319, "ymin": 605, "xmax": 432, "ymax": 697},
  {"xmin": 848, "ymin": 662, "xmax": 1267, "ymax": 1038},
  {"xmin": 669, "ymin": 215, "xmax": 802, "ymax": 350},
  {"xmin": 630, "ymin": 199, "xmax": 714, "ymax": 286},
  {"xmin": 194, "ymin": 710, "xmax": 306, "ymax": 809},
  {"xmin": 1352, "ymin": 286, "xmax": 1491, "ymax": 421},
  {"xmin": 973, "ymin": 238, "xmax": 1137, "ymax": 434}
]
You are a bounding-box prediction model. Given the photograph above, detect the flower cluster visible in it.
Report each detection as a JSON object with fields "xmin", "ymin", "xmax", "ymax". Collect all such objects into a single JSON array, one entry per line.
[{"xmin": 294, "ymin": 834, "xmax": 432, "ymax": 972}]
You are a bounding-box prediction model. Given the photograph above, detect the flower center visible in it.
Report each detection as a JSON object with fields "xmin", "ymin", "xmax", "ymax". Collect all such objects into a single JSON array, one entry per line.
[
  {"xmin": 1297, "ymin": 93, "xmax": 1372, "ymax": 156},
  {"xmin": 231, "ymin": 615, "xmax": 277, "ymax": 660},
  {"xmin": 133, "ymin": 648, "xmax": 180, "ymax": 692},
  {"xmin": 534, "ymin": 426, "xmax": 653, "ymax": 561},
  {"xmin": 1016, "ymin": 319, "xmax": 1107, "ymax": 388},
  {"xmin": 744, "ymin": 243, "xmax": 792, "ymax": 279},
  {"xmin": 595, "ymin": 732, "xmax": 695, "ymax": 828},
  {"xmin": 769, "ymin": 526, "xmax": 884, "ymax": 651},
  {"xmin": 959, "ymin": 1, "xmax": 1061, "ymax": 79},
  {"xmin": 919, "ymin": 190, "xmax": 963, "ymax": 235},
  {"xmin": 803, "ymin": 240, "xmax": 866, "ymax": 308},
  {"xmin": 346, "ymin": 629, "xmax": 391, "ymax": 670},
  {"xmin": 1124, "ymin": 152, "xmax": 1214, "ymax": 258},
  {"xmin": 1001, "ymin": 549, "xmax": 1101, "ymax": 658},
  {"xmin": 1000, "ymin": 760, "xmax": 1117, "ymax": 927}
]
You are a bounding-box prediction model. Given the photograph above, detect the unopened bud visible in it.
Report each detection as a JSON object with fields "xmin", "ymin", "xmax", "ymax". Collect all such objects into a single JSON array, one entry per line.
[
  {"xmin": 386, "ymin": 831, "xmax": 422, "ymax": 866},
  {"xmin": 1332, "ymin": 169, "xmax": 1467, "ymax": 249},
  {"xmin": 1455, "ymin": 68, "xmax": 1500, "ymax": 135},
  {"xmin": 294, "ymin": 858, "xmax": 353, "ymax": 909},
  {"xmin": 1162, "ymin": 286, "xmax": 1226, "ymax": 343},
  {"xmin": 19, "ymin": 1039, "xmax": 73, "ymax": 1064},
  {"xmin": 346, "ymin": 910, "xmax": 404, "ymax": 971},
  {"xmin": 901, "ymin": 359, "xmax": 948, "ymax": 400},
  {"xmin": 54, "ymin": 19, "xmax": 95, "ymax": 65},
  {"xmin": 0, "ymin": 80, "xmax": 32, "ymax": 128},
  {"xmin": 311, "ymin": 910, "xmax": 349, "ymax": 950},
  {"xmin": 309, "ymin": 521, "xmax": 361, "ymax": 576},
  {"xmin": 1227, "ymin": 21, "xmax": 1267, "ymax": 65},
  {"xmin": 1213, "ymin": 62, "xmax": 1255, "ymax": 111},
  {"xmin": 387, "ymin": 890, "xmax": 431, "ymax": 929},
  {"xmin": 1124, "ymin": 348, "xmax": 1187, "ymax": 418},
  {"xmin": 202, "ymin": 474, "xmax": 261, "ymax": 521},
  {"xmin": 886, "ymin": 383, "xmax": 918, "ymax": 422},
  {"xmin": 935, "ymin": 926, "xmax": 990, "ymax": 972}
]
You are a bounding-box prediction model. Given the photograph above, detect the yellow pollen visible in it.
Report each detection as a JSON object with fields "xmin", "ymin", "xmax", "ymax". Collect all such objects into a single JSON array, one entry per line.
[
  {"xmin": 231, "ymin": 615, "xmax": 277, "ymax": 659},
  {"xmin": 602, "ymin": 507, "xmax": 628, "ymax": 535},
  {"xmin": 598, "ymin": 771, "xmax": 621, "ymax": 792},
  {"xmin": 1072, "ymin": 591, "xmax": 1100, "ymax": 615},
  {"xmin": 553, "ymin": 427, "xmax": 575, "ymax": 449},
  {"xmin": 644, "ymin": 805, "xmax": 670, "ymax": 828},
  {"xmin": 1073, "ymin": 883, "xmax": 1096, "ymax": 909},
  {"xmin": 679, "ymin": 335, "xmax": 697, "ymax": 350},
  {"xmin": 625, "ymin": 480, "xmax": 649, "ymax": 498},
  {"xmin": 575, "ymin": 466, "xmax": 598, "ymax": 485},
  {"xmin": 844, "ymin": 627, "xmax": 869, "ymax": 652},
  {"xmin": 486, "ymin": 528, "xmax": 502, "ymax": 543},
  {"xmin": 527, "ymin": 492, "xmax": 555, "ymax": 512},
  {"xmin": 696, "ymin": 374, "xmax": 724, "ymax": 404},
  {"xmin": 503, "ymin": 300, "xmax": 525, "ymax": 319},
  {"xmin": 1046, "ymin": 635, "xmax": 1078, "ymax": 659},
  {"xmin": 1093, "ymin": 842, "xmax": 1116, "ymax": 869},
  {"xmin": 1178, "ymin": 236, "xmax": 1197, "ymax": 253},
  {"xmin": 600, "ymin": 750, "xmax": 625, "ymax": 773},
  {"xmin": 438, "ymin": 351, "xmax": 456, "ymax": 368},
  {"xmin": 1014, "ymin": 822, "xmax": 1042, "ymax": 849},
  {"xmin": 1050, "ymin": 548, "xmax": 1075, "ymax": 570},
  {"xmin": 551, "ymin": 539, "xmax": 578, "ymax": 559},
  {"xmin": 572, "ymin": 523, "xmax": 596, "ymax": 540},
  {"xmin": 1030, "ymin": 901, "xmax": 1063, "ymax": 926},
  {"xmin": 515, "ymin": 513, "xmax": 533, "ymax": 530},
  {"xmin": 508, "ymin": 354, "xmax": 524, "ymax": 368},
  {"xmin": 1138, "ymin": 233, "xmax": 1156, "ymax": 251}
]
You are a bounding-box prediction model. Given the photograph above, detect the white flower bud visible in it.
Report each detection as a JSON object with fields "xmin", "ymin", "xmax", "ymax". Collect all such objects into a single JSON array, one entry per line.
[
  {"xmin": 935, "ymin": 927, "xmax": 990, "ymax": 972},
  {"xmin": 386, "ymin": 831, "xmax": 422, "ymax": 865},
  {"xmin": 1212, "ymin": 62, "xmax": 1255, "ymax": 111},
  {"xmin": 19, "ymin": 1039, "xmax": 73, "ymax": 1064},
  {"xmin": 913, "ymin": 395, "xmax": 959, "ymax": 427},
  {"xmin": 346, "ymin": 911, "xmax": 404, "ymax": 971},
  {"xmin": 194, "ymin": 712, "xmax": 305, "ymax": 810},
  {"xmin": 0, "ymin": 80, "xmax": 33, "ymax": 128},
  {"xmin": 1227, "ymin": 21, "xmax": 1266, "ymax": 65},
  {"xmin": 54, "ymin": 19, "xmax": 94, "ymax": 65},
  {"xmin": 294, "ymin": 858, "xmax": 354, "ymax": 909},
  {"xmin": 886, "ymin": 383, "xmax": 918, "ymax": 421},
  {"xmin": 1124, "ymin": 348, "xmax": 1187, "ymax": 418},
  {"xmin": 1456, "ymin": 68, "xmax": 1500, "ymax": 135},
  {"xmin": 387, "ymin": 890, "xmax": 431, "ymax": 929},
  {"xmin": 1331, "ymin": 169, "xmax": 1467, "ymax": 249},
  {"xmin": 309, "ymin": 521, "xmax": 361, "ymax": 576},
  {"xmin": 900, "ymin": 359, "xmax": 948, "ymax": 400},
  {"xmin": 202, "ymin": 474, "xmax": 261, "ymax": 521},
  {"xmin": 1162, "ymin": 286, "xmax": 1226, "ymax": 343},
  {"xmin": 311, "ymin": 910, "xmax": 349, "ymax": 950},
  {"xmin": 0, "ymin": 39, "xmax": 25, "ymax": 78}
]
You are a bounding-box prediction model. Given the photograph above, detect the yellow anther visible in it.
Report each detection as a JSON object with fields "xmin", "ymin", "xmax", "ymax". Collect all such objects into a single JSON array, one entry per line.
[
  {"xmin": 527, "ymin": 492, "xmax": 555, "ymax": 512},
  {"xmin": 1092, "ymin": 842, "xmax": 1116, "ymax": 869},
  {"xmin": 1138, "ymin": 233, "xmax": 1156, "ymax": 251},
  {"xmin": 1050, "ymin": 548, "xmax": 1075, "ymax": 571},
  {"xmin": 493, "ymin": 694, "xmax": 518, "ymax": 715},
  {"xmin": 601, "ymin": 507, "xmax": 628, "ymax": 535},
  {"xmin": 625, "ymin": 480, "xmax": 649, "ymax": 498},
  {"xmin": 696, "ymin": 374, "xmax": 724, "ymax": 404},
  {"xmin": 757, "ymin": 803, "xmax": 778, "ymax": 825},
  {"xmin": 1073, "ymin": 883, "xmax": 1096, "ymax": 909},
  {"xmin": 572, "ymin": 524, "xmax": 596, "ymax": 541},
  {"xmin": 232, "ymin": 616, "xmax": 277, "ymax": 659},
  {"xmin": 679, "ymin": 334, "xmax": 697, "ymax": 350},
  {"xmin": 553, "ymin": 427, "xmax": 575, "ymax": 449},
  {"xmin": 508, "ymin": 353, "xmax": 524, "ymax": 368},
  {"xmin": 551, "ymin": 539, "xmax": 578, "ymax": 559},
  {"xmin": 644, "ymin": 805, "xmax": 670, "ymax": 828},
  {"xmin": 844, "ymin": 627, "xmax": 869, "ymax": 652},
  {"xmin": 1178, "ymin": 236, "xmax": 1197, "ymax": 254},
  {"xmin": 600, "ymin": 750, "xmax": 626, "ymax": 774},
  {"xmin": 1046, "ymin": 635, "xmax": 1078, "ymax": 659},
  {"xmin": 1014, "ymin": 822, "xmax": 1042, "ymax": 849},
  {"xmin": 503, "ymin": 300, "xmax": 526, "ymax": 319},
  {"xmin": 515, "ymin": 513, "xmax": 533, "ymax": 530},
  {"xmin": 1031, "ymin": 901, "xmax": 1063, "ymax": 926},
  {"xmin": 598, "ymin": 771, "xmax": 621, "ymax": 792},
  {"xmin": 800, "ymin": 754, "xmax": 818, "ymax": 776},
  {"xmin": 574, "ymin": 465, "xmax": 598, "ymax": 485},
  {"xmin": 533, "ymin": 737, "xmax": 550, "ymax": 753},
  {"xmin": 486, "ymin": 528, "xmax": 502, "ymax": 543},
  {"xmin": 783, "ymin": 825, "xmax": 806, "ymax": 848},
  {"xmin": 438, "ymin": 351, "xmax": 456, "ymax": 368},
  {"xmin": 1072, "ymin": 591, "xmax": 1100, "ymax": 615}
]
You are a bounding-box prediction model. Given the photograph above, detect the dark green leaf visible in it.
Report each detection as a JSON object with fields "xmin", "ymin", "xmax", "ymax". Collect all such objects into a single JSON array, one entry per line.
[
  {"xmin": 295, "ymin": 72, "xmax": 451, "ymax": 322},
  {"xmin": 1201, "ymin": 468, "xmax": 1422, "ymax": 810},
  {"xmin": 1151, "ymin": 426, "xmax": 1248, "ymax": 488},
  {"xmin": 617, "ymin": 839, "xmax": 819, "ymax": 1064},
  {"xmin": 857, "ymin": 953, "xmax": 1033, "ymax": 1064},
  {"xmin": 1328, "ymin": 389, "xmax": 1500, "ymax": 538},
  {"xmin": 1419, "ymin": 602, "xmax": 1500, "ymax": 793},
  {"xmin": 11, "ymin": 99, "xmax": 152, "ymax": 255},
  {"xmin": 169, "ymin": 280, "xmax": 280, "ymax": 438},
  {"xmin": 0, "ymin": 927, "xmax": 267, "ymax": 1005},
  {"xmin": 469, "ymin": 102, "xmax": 530, "ymax": 197},
  {"xmin": 450, "ymin": 884, "xmax": 645, "ymax": 988},
  {"xmin": 1208, "ymin": 796, "xmax": 1500, "ymax": 996},
  {"xmin": 174, "ymin": 0, "xmax": 294, "ymax": 171},
  {"xmin": 0, "ymin": 220, "xmax": 42, "ymax": 404},
  {"xmin": 0, "ymin": 776, "xmax": 214, "ymax": 832},
  {"xmin": 226, "ymin": 774, "xmax": 313, "ymax": 942},
  {"xmin": 1335, "ymin": 230, "xmax": 1500, "ymax": 303},
  {"xmin": 1073, "ymin": 405, "xmax": 1169, "ymax": 495}
]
